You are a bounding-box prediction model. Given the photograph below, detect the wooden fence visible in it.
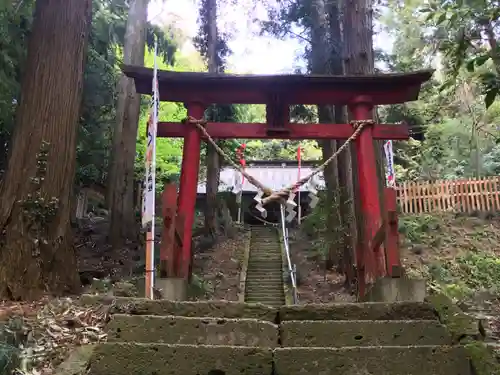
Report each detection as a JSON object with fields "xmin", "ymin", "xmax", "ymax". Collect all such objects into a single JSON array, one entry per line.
[{"xmin": 397, "ymin": 177, "xmax": 500, "ymax": 214}]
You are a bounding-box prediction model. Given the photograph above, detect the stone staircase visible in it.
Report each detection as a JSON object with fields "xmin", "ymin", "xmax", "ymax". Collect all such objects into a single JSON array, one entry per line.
[
  {"xmin": 80, "ymin": 295, "xmax": 478, "ymax": 375},
  {"xmin": 244, "ymin": 226, "xmax": 285, "ymax": 306}
]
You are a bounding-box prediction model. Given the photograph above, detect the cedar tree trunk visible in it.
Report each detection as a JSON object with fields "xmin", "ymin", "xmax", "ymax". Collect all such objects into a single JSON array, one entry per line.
[{"xmin": 0, "ymin": 0, "xmax": 92, "ymax": 300}]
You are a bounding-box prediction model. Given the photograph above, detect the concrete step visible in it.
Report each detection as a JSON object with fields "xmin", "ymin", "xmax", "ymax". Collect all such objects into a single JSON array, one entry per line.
[
  {"xmin": 280, "ymin": 320, "xmax": 452, "ymax": 347},
  {"xmin": 107, "ymin": 314, "xmax": 278, "ymax": 347},
  {"xmin": 279, "ymin": 302, "xmax": 438, "ymax": 321},
  {"xmin": 88, "ymin": 343, "xmax": 273, "ymax": 375},
  {"xmin": 80, "ymin": 295, "xmax": 277, "ymax": 321},
  {"xmin": 273, "ymin": 345, "xmax": 469, "ymax": 375}
]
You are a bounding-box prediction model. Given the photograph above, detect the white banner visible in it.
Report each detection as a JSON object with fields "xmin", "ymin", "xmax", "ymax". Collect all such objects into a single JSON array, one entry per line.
[
  {"xmin": 142, "ymin": 43, "xmax": 160, "ymax": 227},
  {"xmin": 384, "ymin": 140, "xmax": 395, "ymax": 187}
]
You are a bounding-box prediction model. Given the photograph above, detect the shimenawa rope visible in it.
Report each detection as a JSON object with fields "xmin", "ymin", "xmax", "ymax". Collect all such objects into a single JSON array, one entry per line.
[{"xmin": 183, "ymin": 116, "xmax": 373, "ymax": 205}]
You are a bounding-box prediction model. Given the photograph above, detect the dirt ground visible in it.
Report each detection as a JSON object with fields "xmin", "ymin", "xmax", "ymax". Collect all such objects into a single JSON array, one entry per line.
[
  {"xmin": 288, "ymin": 230, "xmax": 356, "ymax": 304},
  {"xmin": 191, "ymin": 228, "xmax": 248, "ymax": 301}
]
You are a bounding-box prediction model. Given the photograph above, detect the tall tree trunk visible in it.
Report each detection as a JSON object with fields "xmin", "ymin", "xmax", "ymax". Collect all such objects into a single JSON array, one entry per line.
[
  {"xmin": 328, "ymin": 0, "xmax": 356, "ymax": 287},
  {"xmin": 204, "ymin": 0, "xmax": 221, "ymax": 237},
  {"xmin": 310, "ymin": 0, "xmax": 342, "ymax": 271},
  {"xmin": 342, "ymin": 0, "xmax": 386, "ymax": 287},
  {"xmin": 0, "ymin": 0, "xmax": 92, "ymax": 300},
  {"xmin": 107, "ymin": 0, "xmax": 149, "ymax": 247}
]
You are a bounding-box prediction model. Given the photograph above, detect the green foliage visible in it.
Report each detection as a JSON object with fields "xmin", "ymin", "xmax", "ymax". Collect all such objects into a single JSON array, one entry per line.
[
  {"xmin": 0, "ymin": 0, "xmax": 34, "ymax": 174},
  {"xmin": 0, "ymin": 317, "xmax": 24, "ymax": 374},
  {"xmin": 419, "ymin": 0, "xmax": 500, "ymax": 108},
  {"xmin": 0, "ymin": 0, "xmax": 179, "ymax": 191},
  {"xmin": 301, "ymin": 190, "xmax": 345, "ymax": 260},
  {"xmin": 429, "ymin": 253, "xmax": 500, "ymax": 300},
  {"xmin": 378, "ymin": 0, "xmax": 500, "ymax": 183},
  {"xmin": 398, "ymin": 214, "xmax": 440, "ymax": 243},
  {"xmin": 18, "ymin": 142, "xmax": 60, "ymax": 254}
]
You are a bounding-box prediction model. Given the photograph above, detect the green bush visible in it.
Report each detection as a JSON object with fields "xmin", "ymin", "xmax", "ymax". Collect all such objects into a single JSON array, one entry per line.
[
  {"xmin": 428, "ymin": 253, "xmax": 500, "ymax": 300},
  {"xmin": 398, "ymin": 214, "xmax": 440, "ymax": 243}
]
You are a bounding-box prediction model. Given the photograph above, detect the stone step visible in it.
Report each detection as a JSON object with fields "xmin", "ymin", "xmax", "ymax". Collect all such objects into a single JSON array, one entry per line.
[
  {"xmin": 249, "ymin": 243, "xmax": 280, "ymax": 247},
  {"xmin": 80, "ymin": 295, "xmax": 277, "ymax": 321},
  {"xmin": 246, "ymin": 270, "xmax": 282, "ymax": 275},
  {"xmin": 246, "ymin": 269, "xmax": 282, "ymax": 274},
  {"xmin": 245, "ymin": 277, "xmax": 282, "ymax": 283},
  {"xmin": 245, "ymin": 277, "xmax": 283, "ymax": 282},
  {"xmin": 247, "ymin": 263, "xmax": 282, "ymax": 268},
  {"xmin": 248, "ymin": 248, "xmax": 281, "ymax": 252},
  {"xmin": 279, "ymin": 302, "xmax": 438, "ymax": 321},
  {"xmin": 248, "ymin": 254, "xmax": 281, "ymax": 257},
  {"xmin": 107, "ymin": 314, "xmax": 278, "ymax": 347},
  {"xmin": 246, "ymin": 279, "xmax": 284, "ymax": 284},
  {"xmin": 88, "ymin": 343, "xmax": 273, "ymax": 375},
  {"xmin": 245, "ymin": 299, "xmax": 285, "ymax": 306},
  {"xmin": 245, "ymin": 290, "xmax": 284, "ymax": 297},
  {"xmin": 246, "ymin": 286, "xmax": 283, "ymax": 293},
  {"xmin": 280, "ymin": 320, "xmax": 452, "ymax": 347},
  {"xmin": 273, "ymin": 345, "xmax": 469, "ymax": 375}
]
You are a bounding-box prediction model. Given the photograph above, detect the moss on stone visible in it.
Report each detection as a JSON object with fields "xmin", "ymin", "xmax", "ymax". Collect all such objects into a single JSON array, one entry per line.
[
  {"xmin": 280, "ymin": 320, "xmax": 452, "ymax": 347},
  {"xmin": 426, "ymin": 293, "xmax": 484, "ymax": 343},
  {"xmin": 464, "ymin": 342, "xmax": 500, "ymax": 375},
  {"xmin": 107, "ymin": 314, "xmax": 278, "ymax": 347},
  {"xmin": 279, "ymin": 302, "xmax": 437, "ymax": 321},
  {"xmin": 274, "ymin": 346, "xmax": 470, "ymax": 375},
  {"xmin": 80, "ymin": 295, "xmax": 278, "ymax": 321},
  {"xmin": 88, "ymin": 342, "xmax": 273, "ymax": 375},
  {"xmin": 425, "ymin": 293, "xmax": 500, "ymax": 374},
  {"xmin": 54, "ymin": 345, "xmax": 95, "ymax": 375}
]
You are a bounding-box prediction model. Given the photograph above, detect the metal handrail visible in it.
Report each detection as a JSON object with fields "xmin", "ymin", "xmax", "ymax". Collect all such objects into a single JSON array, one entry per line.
[{"xmin": 280, "ymin": 205, "xmax": 299, "ymax": 304}]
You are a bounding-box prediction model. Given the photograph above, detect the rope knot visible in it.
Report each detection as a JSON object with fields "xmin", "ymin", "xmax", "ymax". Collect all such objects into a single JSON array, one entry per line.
[
  {"xmin": 263, "ymin": 188, "xmax": 273, "ymax": 196},
  {"xmin": 350, "ymin": 119, "xmax": 374, "ymax": 129},
  {"xmin": 182, "ymin": 116, "xmax": 207, "ymax": 127}
]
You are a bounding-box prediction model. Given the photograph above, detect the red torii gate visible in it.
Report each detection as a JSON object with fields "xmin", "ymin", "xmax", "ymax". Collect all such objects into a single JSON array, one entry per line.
[{"xmin": 123, "ymin": 66, "xmax": 432, "ymax": 299}]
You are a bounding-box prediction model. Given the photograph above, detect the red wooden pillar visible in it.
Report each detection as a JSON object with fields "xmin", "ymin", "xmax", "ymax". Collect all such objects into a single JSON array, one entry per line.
[
  {"xmin": 177, "ymin": 102, "xmax": 205, "ymax": 279},
  {"xmin": 350, "ymin": 95, "xmax": 386, "ymax": 297},
  {"xmin": 384, "ymin": 187, "xmax": 402, "ymax": 277}
]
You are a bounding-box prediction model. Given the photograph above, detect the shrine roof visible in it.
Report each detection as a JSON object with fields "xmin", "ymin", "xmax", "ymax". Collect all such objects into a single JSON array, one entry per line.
[{"xmin": 122, "ymin": 65, "xmax": 433, "ymax": 105}]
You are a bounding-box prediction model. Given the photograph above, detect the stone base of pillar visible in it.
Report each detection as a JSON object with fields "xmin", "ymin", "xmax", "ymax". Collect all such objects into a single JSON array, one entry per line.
[
  {"xmin": 155, "ymin": 278, "xmax": 188, "ymax": 301},
  {"xmin": 363, "ymin": 277, "xmax": 426, "ymax": 302}
]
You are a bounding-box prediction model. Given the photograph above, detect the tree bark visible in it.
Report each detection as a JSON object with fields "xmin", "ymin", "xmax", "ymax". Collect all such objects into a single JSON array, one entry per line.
[
  {"xmin": 327, "ymin": 0, "xmax": 357, "ymax": 287},
  {"xmin": 310, "ymin": 0, "xmax": 343, "ymax": 270},
  {"xmin": 342, "ymin": 0, "xmax": 387, "ymax": 286},
  {"xmin": 107, "ymin": 0, "xmax": 149, "ymax": 247},
  {"xmin": 0, "ymin": 0, "xmax": 92, "ymax": 300},
  {"xmin": 204, "ymin": 0, "xmax": 221, "ymax": 237}
]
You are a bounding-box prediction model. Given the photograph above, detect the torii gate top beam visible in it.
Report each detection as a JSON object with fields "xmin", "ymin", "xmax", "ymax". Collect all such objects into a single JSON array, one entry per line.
[{"xmin": 123, "ymin": 65, "xmax": 433, "ymax": 106}]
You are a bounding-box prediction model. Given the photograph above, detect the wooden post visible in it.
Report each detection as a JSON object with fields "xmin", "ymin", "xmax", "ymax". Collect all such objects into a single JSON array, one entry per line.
[
  {"xmin": 160, "ymin": 183, "xmax": 178, "ymax": 277},
  {"xmin": 384, "ymin": 187, "xmax": 402, "ymax": 277},
  {"xmin": 177, "ymin": 102, "xmax": 204, "ymax": 279},
  {"xmin": 350, "ymin": 95, "xmax": 386, "ymax": 297}
]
